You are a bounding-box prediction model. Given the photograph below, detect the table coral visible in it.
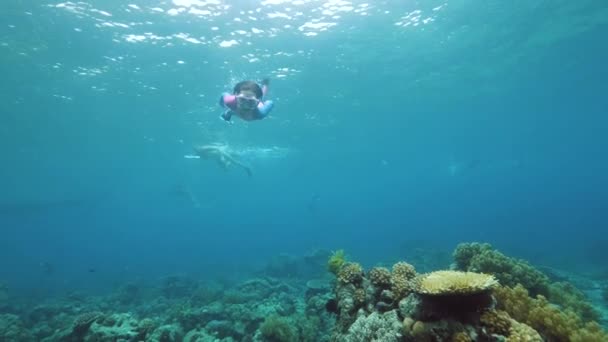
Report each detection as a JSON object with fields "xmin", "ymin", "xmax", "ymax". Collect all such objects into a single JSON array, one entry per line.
[{"xmin": 416, "ymin": 271, "xmax": 498, "ymax": 296}]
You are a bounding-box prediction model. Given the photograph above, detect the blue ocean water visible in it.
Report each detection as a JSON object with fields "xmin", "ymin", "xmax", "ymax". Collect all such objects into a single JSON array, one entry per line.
[{"xmin": 1, "ymin": 0, "xmax": 607, "ymax": 312}]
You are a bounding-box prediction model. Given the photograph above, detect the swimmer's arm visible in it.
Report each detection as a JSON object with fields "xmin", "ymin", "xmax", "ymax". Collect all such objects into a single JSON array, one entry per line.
[
  {"xmin": 256, "ymin": 100, "xmax": 274, "ymax": 118},
  {"xmin": 261, "ymin": 78, "xmax": 270, "ymax": 98},
  {"xmin": 219, "ymin": 93, "xmax": 237, "ymax": 108}
]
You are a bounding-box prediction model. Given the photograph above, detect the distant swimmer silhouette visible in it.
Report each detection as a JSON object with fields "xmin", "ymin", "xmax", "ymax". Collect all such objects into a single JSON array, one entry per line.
[{"xmin": 194, "ymin": 145, "xmax": 252, "ymax": 177}]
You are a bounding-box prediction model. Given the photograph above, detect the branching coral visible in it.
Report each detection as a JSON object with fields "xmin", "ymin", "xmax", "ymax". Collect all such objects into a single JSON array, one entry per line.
[
  {"xmin": 570, "ymin": 322, "xmax": 608, "ymax": 342},
  {"xmin": 494, "ymin": 284, "xmax": 608, "ymax": 341},
  {"xmin": 341, "ymin": 311, "xmax": 402, "ymax": 342},
  {"xmin": 479, "ymin": 310, "xmax": 511, "ymax": 336},
  {"xmin": 453, "ymin": 243, "xmax": 549, "ymax": 297},
  {"xmin": 392, "ymin": 262, "xmax": 416, "ymax": 280},
  {"xmin": 453, "ymin": 242, "xmax": 493, "ymax": 270},
  {"xmin": 337, "ymin": 263, "xmax": 363, "ymax": 285},
  {"xmin": 353, "ymin": 288, "xmax": 366, "ymax": 306},
  {"xmin": 453, "ymin": 242, "xmax": 600, "ymax": 321},
  {"xmin": 369, "ymin": 267, "xmax": 392, "ymax": 288},
  {"xmin": 548, "ymin": 281, "xmax": 600, "ymax": 321},
  {"xmin": 507, "ymin": 319, "xmax": 542, "ymax": 342},
  {"xmin": 259, "ymin": 315, "xmax": 295, "ymax": 342},
  {"xmin": 391, "ymin": 262, "xmax": 417, "ymax": 300}
]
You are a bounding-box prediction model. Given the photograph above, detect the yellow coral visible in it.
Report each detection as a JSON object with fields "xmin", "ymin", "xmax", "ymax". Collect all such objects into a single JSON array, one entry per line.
[{"xmin": 416, "ymin": 271, "xmax": 498, "ymax": 295}]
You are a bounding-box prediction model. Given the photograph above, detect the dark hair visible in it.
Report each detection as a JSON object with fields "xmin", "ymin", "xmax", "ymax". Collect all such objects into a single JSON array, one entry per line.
[{"xmin": 233, "ymin": 80, "xmax": 263, "ymax": 99}]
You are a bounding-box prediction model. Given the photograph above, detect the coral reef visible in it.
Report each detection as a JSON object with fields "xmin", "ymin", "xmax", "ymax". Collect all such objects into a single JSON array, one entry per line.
[
  {"xmin": 327, "ymin": 248, "xmax": 608, "ymax": 341},
  {"xmin": 71, "ymin": 311, "xmax": 103, "ymax": 338},
  {"xmin": 549, "ymin": 281, "xmax": 600, "ymax": 321},
  {"xmin": 337, "ymin": 263, "xmax": 364, "ymax": 285},
  {"xmin": 0, "ymin": 313, "xmax": 34, "ymax": 341},
  {"xmin": 453, "ymin": 242, "xmax": 600, "ymax": 321},
  {"xmin": 390, "ymin": 262, "xmax": 417, "ymax": 301},
  {"xmin": 3, "ymin": 273, "xmax": 331, "ymax": 342},
  {"xmin": 329, "ymin": 257, "xmax": 513, "ymax": 341},
  {"xmin": 258, "ymin": 315, "xmax": 295, "ymax": 341},
  {"xmin": 1, "ymin": 244, "xmax": 606, "ymax": 342},
  {"xmin": 368, "ymin": 267, "xmax": 392, "ymax": 289},
  {"xmin": 453, "ymin": 242, "xmax": 550, "ymax": 296},
  {"xmin": 507, "ymin": 319, "xmax": 543, "ymax": 341},
  {"xmin": 494, "ymin": 284, "xmax": 608, "ymax": 341},
  {"xmin": 339, "ymin": 311, "xmax": 403, "ymax": 342},
  {"xmin": 479, "ymin": 309, "xmax": 511, "ymax": 336}
]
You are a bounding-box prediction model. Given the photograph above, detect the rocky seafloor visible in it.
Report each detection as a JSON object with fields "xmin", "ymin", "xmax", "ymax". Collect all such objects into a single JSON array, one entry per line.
[{"xmin": 1, "ymin": 242, "xmax": 608, "ymax": 342}]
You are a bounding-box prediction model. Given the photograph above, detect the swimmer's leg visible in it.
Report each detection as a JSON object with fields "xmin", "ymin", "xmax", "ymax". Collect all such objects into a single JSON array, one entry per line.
[
  {"xmin": 244, "ymin": 166, "xmax": 252, "ymax": 178},
  {"xmin": 218, "ymin": 155, "xmax": 232, "ymax": 170}
]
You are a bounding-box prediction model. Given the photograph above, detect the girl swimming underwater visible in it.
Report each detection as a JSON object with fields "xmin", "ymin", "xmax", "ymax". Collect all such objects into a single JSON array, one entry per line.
[{"xmin": 219, "ymin": 78, "xmax": 274, "ymax": 122}]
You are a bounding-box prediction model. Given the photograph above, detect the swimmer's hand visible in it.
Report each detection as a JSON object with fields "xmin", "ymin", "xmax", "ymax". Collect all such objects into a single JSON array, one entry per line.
[
  {"xmin": 261, "ymin": 78, "xmax": 270, "ymax": 86},
  {"xmin": 220, "ymin": 111, "xmax": 233, "ymax": 124}
]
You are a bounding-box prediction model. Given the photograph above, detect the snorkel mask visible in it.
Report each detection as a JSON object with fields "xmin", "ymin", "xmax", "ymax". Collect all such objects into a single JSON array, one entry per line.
[{"xmin": 236, "ymin": 91, "xmax": 260, "ymax": 111}]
